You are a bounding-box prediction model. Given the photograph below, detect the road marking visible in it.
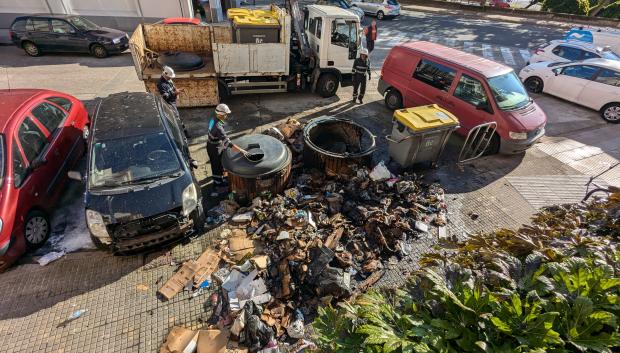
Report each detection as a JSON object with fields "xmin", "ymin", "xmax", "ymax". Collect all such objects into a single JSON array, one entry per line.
[
  {"xmin": 500, "ymin": 47, "xmax": 516, "ymax": 66},
  {"xmin": 519, "ymin": 49, "xmax": 531, "ymax": 63},
  {"xmin": 463, "ymin": 41, "xmax": 475, "ymax": 53},
  {"xmin": 482, "ymin": 44, "xmax": 494, "ymax": 60}
]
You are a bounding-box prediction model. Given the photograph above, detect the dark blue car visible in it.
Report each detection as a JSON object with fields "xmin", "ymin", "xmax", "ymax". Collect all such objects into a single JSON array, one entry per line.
[{"xmin": 9, "ymin": 15, "xmax": 129, "ymax": 58}]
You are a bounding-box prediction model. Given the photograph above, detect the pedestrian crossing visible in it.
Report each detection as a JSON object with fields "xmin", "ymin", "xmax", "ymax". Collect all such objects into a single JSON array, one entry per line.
[{"xmin": 371, "ymin": 30, "xmax": 534, "ymax": 70}]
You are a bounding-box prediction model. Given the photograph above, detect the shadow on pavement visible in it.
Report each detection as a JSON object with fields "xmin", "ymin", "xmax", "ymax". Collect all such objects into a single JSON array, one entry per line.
[{"xmin": 0, "ymin": 45, "xmax": 134, "ymax": 68}]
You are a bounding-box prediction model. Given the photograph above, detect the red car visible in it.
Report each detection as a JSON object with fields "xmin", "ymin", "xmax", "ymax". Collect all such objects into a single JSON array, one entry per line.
[
  {"xmin": 157, "ymin": 18, "xmax": 202, "ymax": 25},
  {"xmin": 489, "ymin": 0, "xmax": 510, "ymax": 8},
  {"xmin": 0, "ymin": 89, "xmax": 89, "ymax": 270}
]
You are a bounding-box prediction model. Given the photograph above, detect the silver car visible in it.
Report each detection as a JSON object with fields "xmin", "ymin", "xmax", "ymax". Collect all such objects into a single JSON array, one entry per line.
[{"xmin": 352, "ymin": 0, "xmax": 400, "ymax": 20}]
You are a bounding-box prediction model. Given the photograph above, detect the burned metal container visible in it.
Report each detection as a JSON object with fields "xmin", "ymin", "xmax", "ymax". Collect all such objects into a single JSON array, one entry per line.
[
  {"xmin": 222, "ymin": 134, "xmax": 292, "ymax": 204},
  {"xmin": 303, "ymin": 116, "xmax": 376, "ymax": 176}
]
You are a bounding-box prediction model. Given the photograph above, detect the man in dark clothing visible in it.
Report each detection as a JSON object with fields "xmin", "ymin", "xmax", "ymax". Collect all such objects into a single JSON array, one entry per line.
[
  {"xmin": 365, "ymin": 20, "xmax": 377, "ymax": 53},
  {"xmin": 157, "ymin": 66, "xmax": 181, "ymax": 116},
  {"xmin": 207, "ymin": 103, "xmax": 248, "ymax": 189},
  {"xmin": 352, "ymin": 48, "xmax": 371, "ymax": 104}
]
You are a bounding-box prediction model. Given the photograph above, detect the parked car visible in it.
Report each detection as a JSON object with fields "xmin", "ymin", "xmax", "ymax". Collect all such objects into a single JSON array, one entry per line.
[
  {"xmin": 9, "ymin": 15, "xmax": 129, "ymax": 58},
  {"xmin": 351, "ymin": 0, "xmax": 400, "ymax": 20},
  {"xmin": 519, "ymin": 58, "xmax": 620, "ymax": 123},
  {"xmin": 0, "ymin": 89, "xmax": 89, "ymax": 270},
  {"xmin": 566, "ymin": 27, "xmax": 620, "ymax": 56},
  {"xmin": 489, "ymin": 0, "xmax": 511, "ymax": 8},
  {"xmin": 155, "ymin": 18, "xmax": 204, "ymax": 25},
  {"xmin": 72, "ymin": 92, "xmax": 204, "ymax": 253},
  {"xmin": 319, "ymin": 0, "xmax": 365, "ymax": 21},
  {"xmin": 529, "ymin": 40, "xmax": 620, "ymax": 65},
  {"xmin": 378, "ymin": 41, "xmax": 547, "ymax": 154}
]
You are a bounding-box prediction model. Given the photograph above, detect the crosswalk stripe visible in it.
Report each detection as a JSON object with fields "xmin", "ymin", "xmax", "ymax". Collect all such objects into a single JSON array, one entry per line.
[
  {"xmin": 500, "ymin": 47, "xmax": 516, "ymax": 66},
  {"xmin": 519, "ymin": 49, "xmax": 531, "ymax": 63},
  {"xmin": 463, "ymin": 42, "xmax": 475, "ymax": 53},
  {"xmin": 482, "ymin": 44, "xmax": 494, "ymax": 60}
]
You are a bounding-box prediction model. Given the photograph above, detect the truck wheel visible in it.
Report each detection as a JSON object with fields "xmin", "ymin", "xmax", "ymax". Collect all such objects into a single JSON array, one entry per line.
[
  {"xmin": 385, "ymin": 89, "xmax": 403, "ymax": 110},
  {"xmin": 22, "ymin": 41, "xmax": 41, "ymax": 57},
  {"xmin": 218, "ymin": 82, "xmax": 229, "ymax": 101},
  {"xmin": 377, "ymin": 11, "xmax": 385, "ymax": 20},
  {"xmin": 317, "ymin": 73, "xmax": 339, "ymax": 98}
]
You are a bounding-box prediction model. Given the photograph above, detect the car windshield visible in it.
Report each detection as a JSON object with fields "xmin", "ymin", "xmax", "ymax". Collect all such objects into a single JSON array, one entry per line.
[
  {"xmin": 387, "ymin": 0, "xmax": 399, "ymax": 5},
  {"xmin": 601, "ymin": 50, "xmax": 620, "ymax": 61},
  {"xmin": 68, "ymin": 16, "xmax": 100, "ymax": 31},
  {"xmin": 89, "ymin": 132, "xmax": 181, "ymax": 188},
  {"xmin": 488, "ymin": 72, "xmax": 531, "ymax": 111}
]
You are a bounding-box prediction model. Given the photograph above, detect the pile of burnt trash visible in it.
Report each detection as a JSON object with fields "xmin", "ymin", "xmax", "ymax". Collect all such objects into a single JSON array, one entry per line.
[{"xmin": 175, "ymin": 162, "xmax": 447, "ymax": 352}]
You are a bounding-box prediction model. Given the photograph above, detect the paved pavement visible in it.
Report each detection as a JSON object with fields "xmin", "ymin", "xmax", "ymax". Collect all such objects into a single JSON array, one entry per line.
[{"xmin": 0, "ymin": 7, "xmax": 619, "ymax": 352}]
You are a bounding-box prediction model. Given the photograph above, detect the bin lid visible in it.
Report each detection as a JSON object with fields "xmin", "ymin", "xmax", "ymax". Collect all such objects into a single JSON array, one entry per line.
[
  {"xmin": 252, "ymin": 9, "xmax": 278, "ymax": 19},
  {"xmin": 227, "ymin": 8, "xmax": 252, "ymax": 19},
  {"xmin": 393, "ymin": 104, "xmax": 459, "ymax": 132},
  {"xmin": 233, "ymin": 16, "xmax": 280, "ymax": 27},
  {"xmin": 222, "ymin": 134, "xmax": 290, "ymax": 178}
]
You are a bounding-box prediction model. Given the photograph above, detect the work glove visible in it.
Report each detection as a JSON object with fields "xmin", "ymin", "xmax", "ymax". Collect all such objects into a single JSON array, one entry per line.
[{"xmin": 368, "ymin": 72, "xmax": 371, "ymax": 80}]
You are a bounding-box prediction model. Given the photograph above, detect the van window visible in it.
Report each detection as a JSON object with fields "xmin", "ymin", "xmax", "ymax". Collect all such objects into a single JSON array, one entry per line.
[
  {"xmin": 13, "ymin": 140, "xmax": 27, "ymax": 188},
  {"xmin": 412, "ymin": 59, "xmax": 456, "ymax": 92},
  {"xmin": 453, "ymin": 74, "xmax": 490, "ymax": 109},
  {"xmin": 488, "ymin": 72, "xmax": 530, "ymax": 111},
  {"xmin": 31, "ymin": 19, "xmax": 50, "ymax": 32},
  {"xmin": 316, "ymin": 18, "xmax": 322, "ymax": 39},
  {"xmin": 595, "ymin": 69, "xmax": 620, "ymax": 87},
  {"xmin": 560, "ymin": 65, "xmax": 599, "ymax": 80},
  {"xmin": 309, "ymin": 17, "xmax": 317, "ymax": 36}
]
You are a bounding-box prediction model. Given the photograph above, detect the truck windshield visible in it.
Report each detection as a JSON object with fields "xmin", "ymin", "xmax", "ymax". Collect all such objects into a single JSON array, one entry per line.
[
  {"xmin": 68, "ymin": 16, "xmax": 100, "ymax": 31},
  {"xmin": 89, "ymin": 132, "xmax": 181, "ymax": 188},
  {"xmin": 488, "ymin": 72, "xmax": 531, "ymax": 111}
]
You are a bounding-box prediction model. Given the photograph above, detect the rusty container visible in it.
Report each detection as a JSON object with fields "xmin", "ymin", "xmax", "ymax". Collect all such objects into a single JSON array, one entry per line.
[
  {"xmin": 303, "ymin": 116, "xmax": 376, "ymax": 176},
  {"xmin": 222, "ymin": 134, "xmax": 291, "ymax": 204}
]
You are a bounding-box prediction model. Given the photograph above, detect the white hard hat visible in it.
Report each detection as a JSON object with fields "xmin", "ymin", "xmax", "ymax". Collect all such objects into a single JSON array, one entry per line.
[
  {"xmin": 215, "ymin": 103, "xmax": 231, "ymax": 115},
  {"xmin": 162, "ymin": 66, "xmax": 175, "ymax": 78},
  {"xmin": 360, "ymin": 48, "xmax": 369, "ymax": 56}
]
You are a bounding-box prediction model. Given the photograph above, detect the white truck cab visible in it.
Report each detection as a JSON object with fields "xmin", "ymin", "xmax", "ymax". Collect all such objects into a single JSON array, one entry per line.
[{"xmin": 306, "ymin": 5, "xmax": 361, "ymax": 96}]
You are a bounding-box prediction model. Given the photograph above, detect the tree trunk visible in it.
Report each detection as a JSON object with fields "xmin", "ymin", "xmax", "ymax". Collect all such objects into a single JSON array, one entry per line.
[
  {"xmin": 524, "ymin": 0, "xmax": 541, "ymax": 9},
  {"xmin": 589, "ymin": 0, "xmax": 615, "ymax": 17}
]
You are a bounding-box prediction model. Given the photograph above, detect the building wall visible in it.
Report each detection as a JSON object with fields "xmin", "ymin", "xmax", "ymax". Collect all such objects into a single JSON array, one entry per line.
[{"xmin": 0, "ymin": 0, "xmax": 195, "ymax": 43}]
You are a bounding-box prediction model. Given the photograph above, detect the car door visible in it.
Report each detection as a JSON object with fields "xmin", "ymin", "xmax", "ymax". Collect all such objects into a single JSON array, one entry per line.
[
  {"xmin": 49, "ymin": 19, "xmax": 84, "ymax": 52},
  {"xmin": 545, "ymin": 65, "xmax": 600, "ymax": 102},
  {"xmin": 448, "ymin": 73, "xmax": 495, "ymax": 133},
  {"xmin": 27, "ymin": 18, "xmax": 53, "ymax": 50},
  {"xmin": 408, "ymin": 58, "xmax": 457, "ymax": 109},
  {"xmin": 582, "ymin": 68, "xmax": 620, "ymax": 110},
  {"xmin": 30, "ymin": 100, "xmax": 77, "ymax": 197}
]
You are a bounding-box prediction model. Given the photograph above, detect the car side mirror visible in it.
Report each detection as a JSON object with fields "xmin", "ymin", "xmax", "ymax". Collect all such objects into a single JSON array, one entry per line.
[
  {"xmin": 30, "ymin": 156, "xmax": 47, "ymax": 170},
  {"xmin": 68, "ymin": 171, "xmax": 83, "ymax": 182},
  {"xmin": 552, "ymin": 69, "xmax": 561, "ymax": 76}
]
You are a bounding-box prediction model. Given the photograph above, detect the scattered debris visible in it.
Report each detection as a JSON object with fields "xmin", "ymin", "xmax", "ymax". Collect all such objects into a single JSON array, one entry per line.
[
  {"xmin": 158, "ymin": 249, "xmax": 221, "ymax": 300},
  {"xmin": 37, "ymin": 251, "xmax": 65, "ymax": 266},
  {"xmin": 160, "ymin": 326, "xmax": 198, "ymax": 353},
  {"xmin": 57, "ymin": 309, "xmax": 87, "ymax": 328}
]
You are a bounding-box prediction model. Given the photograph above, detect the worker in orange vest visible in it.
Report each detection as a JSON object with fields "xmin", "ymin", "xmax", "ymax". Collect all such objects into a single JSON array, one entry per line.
[{"xmin": 365, "ymin": 20, "xmax": 377, "ymax": 54}]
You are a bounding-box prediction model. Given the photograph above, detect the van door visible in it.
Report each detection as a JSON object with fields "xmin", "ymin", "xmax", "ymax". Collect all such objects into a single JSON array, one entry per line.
[
  {"xmin": 328, "ymin": 19, "xmax": 358, "ymax": 71},
  {"xmin": 407, "ymin": 58, "xmax": 457, "ymax": 108},
  {"xmin": 448, "ymin": 73, "xmax": 495, "ymax": 132}
]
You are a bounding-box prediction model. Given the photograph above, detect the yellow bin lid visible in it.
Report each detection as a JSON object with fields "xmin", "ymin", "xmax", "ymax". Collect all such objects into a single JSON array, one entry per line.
[
  {"xmin": 252, "ymin": 9, "xmax": 278, "ymax": 19},
  {"xmin": 227, "ymin": 8, "xmax": 252, "ymax": 18},
  {"xmin": 233, "ymin": 15, "xmax": 279, "ymax": 27},
  {"xmin": 393, "ymin": 104, "xmax": 459, "ymax": 132}
]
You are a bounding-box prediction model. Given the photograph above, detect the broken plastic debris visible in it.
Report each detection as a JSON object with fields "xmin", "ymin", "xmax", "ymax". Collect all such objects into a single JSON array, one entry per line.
[
  {"xmin": 369, "ymin": 161, "xmax": 391, "ymax": 181},
  {"xmin": 222, "ymin": 270, "xmax": 246, "ymax": 292},
  {"xmin": 57, "ymin": 309, "xmax": 87, "ymax": 328},
  {"xmin": 415, "ymin": 221, "xmax": 429, "ymax": 233},
  {"xmin": 286, "ymin": 309, "xmax": 305, "ymax": 339},
  {"xmin": 37, "ymin": 251, "xmax": 65, "ymax": 266},
  {"xmin": 232, "ymin": 212, "xmax": 254, "ymax": 223},
  {"xmin": 276, "ymin": 231, "xmax": 290, "ymax": 241}
]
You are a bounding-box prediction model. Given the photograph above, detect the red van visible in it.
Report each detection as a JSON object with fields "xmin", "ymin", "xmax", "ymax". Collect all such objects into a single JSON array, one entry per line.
[
  {"xmin": 378, "ymin": 41, "xmax": 547, "ymax": 154},
  {"xmin": 0, "ymin": 89, "xmax": 89, "ymax": 270}
]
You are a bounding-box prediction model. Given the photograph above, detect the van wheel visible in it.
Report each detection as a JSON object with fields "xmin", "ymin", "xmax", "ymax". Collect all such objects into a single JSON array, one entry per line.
[
  {"xmin": 524, "ymin": 77, "xmax": 543, "ymax": 93},
  {"xmin": 24, "ymin": 210, "xmax": 50, "ymax": 250},
  {"xmin": 377, "ymin": 11, "xmax": 385, "ymax": 20},
  {"xmin": 90, "ymin": 44, "xmax": 108, "ymax": 58},
  {"xmin": 486, "ymin": 133, "xmax": 501, "ymax": 155},
  {"xmin": 317, "ymin": 73, "xmax": 339, "ymax": 98},
  {"xmin": 601, "ymin": 103, "xmax": 620, "ymax": 123},
  {"xmin": 23, "ymin": 41, "xmax": 40, "ymax": 57},
  {"xmin": 385, "ymin": 89, "xmax": 403, "ymax": 110}
]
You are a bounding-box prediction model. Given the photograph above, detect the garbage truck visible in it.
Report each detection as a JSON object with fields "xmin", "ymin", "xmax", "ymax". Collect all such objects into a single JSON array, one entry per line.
[{"xmin": 128, "ymin": 1, "xmax": 362, "ymax": 107}]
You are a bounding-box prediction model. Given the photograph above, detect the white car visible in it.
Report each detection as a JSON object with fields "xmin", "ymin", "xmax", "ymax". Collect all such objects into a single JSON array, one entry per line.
[
  {"xmin": 320, "ymin": 0, "xmax": 365, "ymax": 21},
  {"xmin": 519, "ymin": 58, "xmax": 620, "ymax": 123},
  {"xmin": 351, "ymin": 0, "xmax": 401, "ymax": 20},
  {"xmin": 529, "ymin": 40, "xmax": 620, "ymax": 65}
]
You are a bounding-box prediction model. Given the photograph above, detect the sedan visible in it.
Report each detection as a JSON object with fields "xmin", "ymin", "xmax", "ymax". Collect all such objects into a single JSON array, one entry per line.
[
  {"xmin": 529, "ymin": 39, "xmax": 620, "ymax": 65},
  {"xmin": 10, "ymin": 15, "xmax": 128, "ymax": 58},
  {"xmin": 519, "ymin": 58, "xmax": 620, "ymax": 123},
  {"xmin": 352, "ymin": 0, "xmax": 400, "ymax": 20},
  {"xmin": 0, "ymin": 89, "xmax": 89, "ymax": 270}
]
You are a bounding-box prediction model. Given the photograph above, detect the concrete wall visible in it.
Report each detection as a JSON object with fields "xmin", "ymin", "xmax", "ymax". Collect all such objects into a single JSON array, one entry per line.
[{"xmin": 0, "ymin": 0, "xmax": 195, "ymax": 43}]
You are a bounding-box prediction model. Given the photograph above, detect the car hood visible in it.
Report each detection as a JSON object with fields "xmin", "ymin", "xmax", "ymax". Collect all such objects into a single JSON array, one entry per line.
[
  {"xmin": 505, "ymin": 100, "xmax": 548, "ymax": 131},
  {"xmin": 86, "ymin": 27, "xmax": 126, "ymax": 39},
  {"xmin": 86, "ymin": 174, "xmax": 190, "ymax": 224}
]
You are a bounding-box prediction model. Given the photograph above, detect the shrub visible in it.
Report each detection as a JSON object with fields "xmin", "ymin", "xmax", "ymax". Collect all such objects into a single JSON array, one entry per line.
[{"xmin": 542, "ymin": 0, "xmax": 591, "ymax": 15}]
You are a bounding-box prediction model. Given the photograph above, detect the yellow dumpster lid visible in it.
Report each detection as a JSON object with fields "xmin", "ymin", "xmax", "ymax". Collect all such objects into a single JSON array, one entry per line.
[
  {"xmin": 393, "ymin": 104, "xmax": 459, "ymax": 132},
  {"xmin": 232, "ymin": 15, "xmax": 280, "ymax": 27},
  {"xmin": 252, "ymin": 9, "xmax": 278, "ymax": 19},
  {"xmin": 227, "ymin": 8, "xmax": 252, "ymax": 18}
]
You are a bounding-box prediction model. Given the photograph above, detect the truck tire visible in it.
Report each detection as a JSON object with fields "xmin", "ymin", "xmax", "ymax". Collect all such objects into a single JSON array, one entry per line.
[{"xmin": 317, "ymin": 73, "xmax": 339, "ymax": 98}]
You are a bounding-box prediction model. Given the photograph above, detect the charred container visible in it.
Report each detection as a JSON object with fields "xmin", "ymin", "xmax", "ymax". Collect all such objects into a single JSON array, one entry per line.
[
  {"xmin": 222, "ymin": 134, "xmax": 292, "ymax": 204},
  {"xmin": 303, "ymin": 116, "xmax": 376, "ymax": 175}
]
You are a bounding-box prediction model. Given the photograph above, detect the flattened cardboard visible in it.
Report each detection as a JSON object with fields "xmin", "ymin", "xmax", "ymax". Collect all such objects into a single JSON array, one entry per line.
[
  {"xmin": 159, "ymin": 326, "xmax": 197, "ymax": 353},
  {"xmin": 193, "ymin": 248, "xmax": 221, "ymax": 288},
  {"xmin": 197, "ymin": 329, "xmax": 229, "ymax": 353},
  {"xmin": 158, "ymin": 261, "xmax": 201, "ymax": 300}
]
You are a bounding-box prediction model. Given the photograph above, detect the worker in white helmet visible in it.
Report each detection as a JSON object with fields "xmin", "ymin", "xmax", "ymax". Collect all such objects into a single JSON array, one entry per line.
[
  {"xmin": 207, "ymin": 103, "xmax": 248, "ymax": 189},
  {"xmin": 157, "ymin": 66, "xmax": 182, "ymax": 116},
  {"xmin": 352, "ymin": 48, "xmax": 371, "ymax": 104}
]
